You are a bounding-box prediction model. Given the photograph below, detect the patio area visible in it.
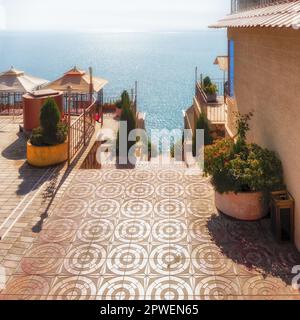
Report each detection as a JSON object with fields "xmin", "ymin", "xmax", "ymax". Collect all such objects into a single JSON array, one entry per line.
[{"xmin": 0, "ymin": 162, "xmax": 300, "ymax": 300}]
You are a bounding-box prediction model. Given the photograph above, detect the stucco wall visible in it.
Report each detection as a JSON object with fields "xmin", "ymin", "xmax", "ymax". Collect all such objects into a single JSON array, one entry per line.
[{"xmin": 228, "ymin": 27, "xmax": 300, "ymax": 250}]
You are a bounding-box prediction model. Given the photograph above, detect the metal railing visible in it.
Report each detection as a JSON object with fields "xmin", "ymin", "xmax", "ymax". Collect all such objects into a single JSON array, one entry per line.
[
  {"xmin": 195, "ymin": 83, "xmax": 227, "ymax": 124},
  {"xmin": 0, "ymin": 92, "xmax": 23, "ymax": 115},
  {"xmin": 231, "ymin": 0, "xmax": 292, "ymax": 13},
  {"xmin": 68, "ymin": 99, "xmax": 96, "ymax": 164}
]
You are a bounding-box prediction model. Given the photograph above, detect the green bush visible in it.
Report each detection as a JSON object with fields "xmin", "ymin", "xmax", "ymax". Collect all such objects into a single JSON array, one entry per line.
[
  {"xmin": 121, "ymin": 90, "xmax": 131, "ymax": 109},
  {"xmin": 40, "ymin": 98, "xmax": 60, "ymax": 145},
  {"xmin": 30, "ymin": 98, "xmax": 67, "ymax": 146},
  {"xmin": 193, "ymin": 113, "xmax": 213, "ymax": 156},
  {"xmin": 204, "ymin": 112, "xmax": 284, "ymax": 194},
  {"xmin": 203, "ymin": 76, "xmax": 212, "ymax": 88},
  {"xmin": 204, "ymin": 83, "xmax": 218, "ymax": 96},
  {"xmin": 30, "ymin": 127, "xmax": 44, "ymax": 146},
  {"xmin": 116, "ymin": 105, "xmax": 136, "ymax": 159}
]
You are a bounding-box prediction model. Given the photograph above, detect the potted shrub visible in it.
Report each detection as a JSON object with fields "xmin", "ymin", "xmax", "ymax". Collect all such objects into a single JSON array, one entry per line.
[
  {"xmin": 204, "ymin": 112, "xmax": 284, "ymax": 221},
  {"xmin": 27, "ymin": 98, "xmax": 68, "ymax": 167},
  {"xmin": 202, "ymin": 76, "xmax": 218, "ymax": 103}
]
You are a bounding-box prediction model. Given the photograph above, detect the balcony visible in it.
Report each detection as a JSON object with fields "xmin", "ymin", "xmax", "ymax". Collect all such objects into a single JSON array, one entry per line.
[
  {"xmin": 194, "ymin": 80, "xmax": 227, "ymax": 125},
  {"xmin": 231, "ymin": 0, "xmax": 294, "ymax": 13}
]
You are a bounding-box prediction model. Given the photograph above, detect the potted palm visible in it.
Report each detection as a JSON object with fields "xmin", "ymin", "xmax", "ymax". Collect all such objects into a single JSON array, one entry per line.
[
  {"xmin": 27, "ymin": 98, "xmax": 68, "ymax": 167},
  {"xmin": 204, "ymin": 112, "xmax": 284, "ymax": 221}
]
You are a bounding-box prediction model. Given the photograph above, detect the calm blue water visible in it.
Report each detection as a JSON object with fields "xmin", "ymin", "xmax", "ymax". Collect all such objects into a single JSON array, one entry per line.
[{"xmin": 0, "ymin": 31, "xmax": 227, "ymax": 132}]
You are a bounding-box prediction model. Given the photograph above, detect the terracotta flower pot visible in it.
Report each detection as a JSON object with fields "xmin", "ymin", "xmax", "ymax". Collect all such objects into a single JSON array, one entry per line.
[{"xmin": 215, "ymin": 191, "xmax": 268, "ymax": 221}]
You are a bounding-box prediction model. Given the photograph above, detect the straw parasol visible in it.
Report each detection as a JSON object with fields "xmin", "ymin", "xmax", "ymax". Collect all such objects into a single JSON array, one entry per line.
[
  {"xmin": 0, "ymin": 66, "xmax": 49, "ymax": 93},
  {"xmin": 44, "ymin": 66, "xmax": 108, "ymax": 94}
]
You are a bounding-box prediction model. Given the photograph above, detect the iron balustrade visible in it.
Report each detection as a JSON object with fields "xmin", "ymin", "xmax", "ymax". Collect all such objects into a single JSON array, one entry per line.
[
  {"xmin": 0, "ymin": 92, "xmax": 23, "ymax": 115},
  {"xmin": 68, "ymin": 99, "xmax": 96, "ymax": 164}
]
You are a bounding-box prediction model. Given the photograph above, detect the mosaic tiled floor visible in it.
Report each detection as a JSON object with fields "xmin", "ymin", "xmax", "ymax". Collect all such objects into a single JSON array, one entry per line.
[{"xmin": 1, "ymin": 164, "xmax": 300, "ymax": 300}]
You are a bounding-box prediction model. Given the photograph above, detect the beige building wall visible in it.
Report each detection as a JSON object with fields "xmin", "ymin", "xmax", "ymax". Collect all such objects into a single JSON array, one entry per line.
[{"xmin": 228, "ymin": 27, "xmax": 300, "ymax": 250}]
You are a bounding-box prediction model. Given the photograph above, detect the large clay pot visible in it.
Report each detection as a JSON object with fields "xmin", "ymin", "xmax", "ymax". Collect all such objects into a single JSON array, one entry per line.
[
  {"xmin": 215, "ymin": 191, "xmax": 268, "ymax": 221},
  {"xmin": 27, "ymin": 141, "xmax": 68, "ymax": 167}
]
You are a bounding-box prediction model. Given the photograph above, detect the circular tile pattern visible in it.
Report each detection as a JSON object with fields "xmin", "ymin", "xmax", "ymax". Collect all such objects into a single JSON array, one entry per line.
[
  {"xmin": 126, "ymin": 183, "xmax": 154, "ymax": 199},
  {"xmin": 191, "ymin": 244, "xmax": 233, "ymax": 275},
  {"xmin": 75, "ymin": 170, "xmax": 102, "ymax": 183},
  {"xmin": 54, "ymin": 199, "xmax": 88, "ymax": 219},
  {"xmin": 129, "ymin": 170, "xmax": 155, "ymax": 182},
  {"xmin": 146, "ymin": 276, "xmax": 193, "ymax": 300},
  {"xmin": 89, "ymin": 199, "xmax": 120, "ymax": 218},
  {"xmin": 154, "ymin": 199, "xmax": 185, "ymax": 218},
  {"xmin": 157, "ymin": 169, "xmax": 183, "ymax": 183},
  {"xmin": 2, "ymin": 276, "xmax": 50, "ymax": 299},
  {"xmin": 189, "ymin": 219, "xmax": 212, "ymax": 242},
  {"xmin": 102, "ymin": 170, "xmax": 129, "ymax": 183},
  {"xmin": 98, "ymin": 277, "xmax": 144, "ymax": 300},
  {"xmin": 21, "ymin": 256, "xmax": 62, "ymax": 275},
  {"xmin": 121, "ymin": 199, "xmax": 152, "ymax": 218},
  {"xmin": 195, "ymin": 276, "xmax": 241, "ymax": 300},
  {"xmin": 107, "ymin": 244, "xmax": 148, "ymax": 275},
  {"xmin": 77, "ymin": 219, "xmax": 114, "ymax": 243},
  {"xmin": 156, "ymin": 183, "xmax": 184, "ymax": 199},
  {"xmin": 49, "ymin": 276, "xmax": 97, "ymax": 300},
  {"xmin": 64, "ymin": 244, "xmax": 106, "ymax": 275},
  {"xmin": 40, "ymin": 219, "xmax": 77, "ymax": 243},
  {"xmin": 186, "ymin": 199, "xmax": 215, "ymax": 218},
  {"xmin": 242, "ymin": 276, "xmax": 285, "ymax": 296},
  {"xmin": 25, "ymin": 243, "xmax": 66, "ymax": 258},
  {"xmin": 67, "ymin": 183, "xmax": 96, "ymax": 199},
  {"xmin": 152, "ymin": 219, "xmax": 187, "ymax": 243},
  {"xmin": 185, "ymin": 182, "xmax": 213, "ymax": 199},
  {"xmin": 149, "ymin": 244, "xmax": 189, "ymax": 275},
  {"xmin": 114, "ymin": 220, "xmax": 151, "ymax": 243},
  {"xmin": 96, "ymin": 183, "xmax": 125, "ymax": 199}
]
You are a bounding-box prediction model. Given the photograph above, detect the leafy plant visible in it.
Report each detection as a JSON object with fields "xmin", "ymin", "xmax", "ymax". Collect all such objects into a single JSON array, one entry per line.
[
  {"xmin": 203, "ymin": 76, "xmax": 212, "ymax": 88},
  {"xmin": 30, "ymin": 98, "xmax": 67, "ymax": 146},
  {"xmin": 204, "ymin": 112, "xmax": 284, "ymax": 195},
  {"xmin": 193, "ymin": 113, "xmax": 213, "ymax": 156},
  {"xmin": 116, "ymin": 104, "xmax": 136, "ymax": 159},
  {"xmin": 204, "ymin": 83, "xmax": 218, "ymax": 96},
  {"xmin": 30, "ymin": 127, "xmax": 44, "ymax": 146}
]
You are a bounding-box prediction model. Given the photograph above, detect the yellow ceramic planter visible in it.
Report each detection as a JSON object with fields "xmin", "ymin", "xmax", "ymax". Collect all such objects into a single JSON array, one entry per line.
[{"xmin": 27, "ymin": 141, "xmax": 68, "ymax": 167}]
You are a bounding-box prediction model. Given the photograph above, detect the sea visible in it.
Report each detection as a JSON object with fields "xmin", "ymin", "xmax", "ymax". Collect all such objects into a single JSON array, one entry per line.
[{"xmin": 0, "ymin": 30, "xmax": 227, "ymax": 134}]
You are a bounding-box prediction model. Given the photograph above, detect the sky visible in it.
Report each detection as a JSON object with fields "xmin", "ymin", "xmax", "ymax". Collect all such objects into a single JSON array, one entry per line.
[{"xmin": 0, "ymin": 0, "xmax": 229, "ymax": 32}]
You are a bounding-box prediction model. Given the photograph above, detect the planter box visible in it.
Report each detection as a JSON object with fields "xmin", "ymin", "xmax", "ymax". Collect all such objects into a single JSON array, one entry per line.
[
  {"xmin": 27, "ymin": 141, "xmax": 68, "ymax": 167},
  {"xmin": 215, "ymin": 191, "xmax": 268, "ymax": 221},
  {"xmin": 206, "ymin": 93, "xmax": 217, "ymax": 103}
]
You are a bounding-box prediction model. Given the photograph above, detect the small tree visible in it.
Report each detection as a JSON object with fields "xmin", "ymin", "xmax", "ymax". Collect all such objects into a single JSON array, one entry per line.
[
  {"xmin": 117, "ymin": 105, "xmax": 136, "ymax": 160},
  {"xmin": 193, "ymin": 113, "xmax": 213, "ymax": 156},
  {"xmin": 121, "ymin": 90, "xmax": 131, "ymax": 109},
  {"xmin": 40, "ymin": 98, "xmax": 61, "ymax": 145}
]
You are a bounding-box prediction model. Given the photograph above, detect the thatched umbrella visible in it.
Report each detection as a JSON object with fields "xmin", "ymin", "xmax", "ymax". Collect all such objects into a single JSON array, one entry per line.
[
  {"xmin": 44, "ymin": 66, "xmax": 108, "ymax": 94},
  {"xmin": 0, "ymin": 66, "xmax": 48, "ymax": 93},
  {"xmin": 0, "ymin": 67, "xmax": 48, "ymax": 115}
]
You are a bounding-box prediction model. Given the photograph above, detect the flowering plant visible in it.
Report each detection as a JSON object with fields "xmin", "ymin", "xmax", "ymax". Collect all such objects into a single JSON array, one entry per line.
[{"xmin": 204, "ymin": 113, "xmax": 284, "ymax": 194}]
